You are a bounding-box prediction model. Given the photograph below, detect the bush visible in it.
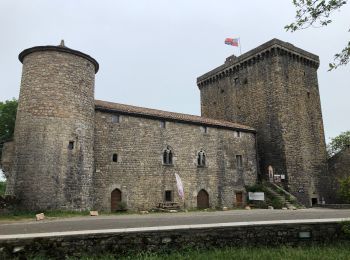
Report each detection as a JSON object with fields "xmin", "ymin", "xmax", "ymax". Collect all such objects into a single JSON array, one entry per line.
[
  {"xmin": 339, "ymin": 176, "xmax": 350, "ymax": 203},
  {"xmin": 341, "ymin": 221, "xmax": 350, "ymax": 239},
  {"xmin": 0, "ymin": 181, "xmax": 6, "ymax": 196},
  {"xmin": 270, "ymin": 197, "xmax": 284, "ymax": 209},
  {"xmin": 116, "ymin": 201, "xmax": 128, "ymax": 211}
]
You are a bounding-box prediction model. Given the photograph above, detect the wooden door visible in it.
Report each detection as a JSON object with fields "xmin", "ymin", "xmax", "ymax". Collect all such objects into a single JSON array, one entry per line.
[
  {"xmin": 111, "ymin": 189, "xmax": 122, "ymax": 212},
  {"xmin": 236, "ymin": 192, "xmax": 243, "ymax": 207},
  {"xmin": 197, "ymin": 189, "xmax": 209, "ymax": 209}
]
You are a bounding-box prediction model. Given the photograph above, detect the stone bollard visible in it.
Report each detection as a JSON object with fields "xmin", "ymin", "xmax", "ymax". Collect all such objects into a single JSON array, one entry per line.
[
  {"xmin": 90, "ymin": 211, "xmax": 99, "ymax": 216},
  {"xmin": 35, "ymin": 213, "xmax": 45, "ymax": 221}
]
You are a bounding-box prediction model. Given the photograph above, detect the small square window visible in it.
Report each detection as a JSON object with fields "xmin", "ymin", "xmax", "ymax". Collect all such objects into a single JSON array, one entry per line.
[
  {"xmin": 160, "ymin": 120, "xmax": 166, "ymax": 128},
  {"xmin": 236, "ymin": 155, "xmax": 243, "ymax": 168},
  {"xmin": 68, "ymin": 141, "xmax": 74, "ymax": 150},
  {"xmin": 112, "ymin": 115, "xmax": 120, "ymax": 123},
  {"xmin": 112, "ymin": 153, "xmax": 118, "ymax": 162},
  {"xmin": 165, "ymin": 190, "xmax": 173, "ymax": 202}
]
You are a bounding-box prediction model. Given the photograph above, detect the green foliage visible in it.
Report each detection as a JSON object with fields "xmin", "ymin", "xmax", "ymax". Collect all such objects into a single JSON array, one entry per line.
[
  {"xmin": 285, "ymin": 0, "xmax": 349, "ymax": 70},
  {"xmin": 327, "ymin": 131, "xmax": 350, "ymax": 157},
  {"xmin": 338, "ymin": 176, "xmax": 350, "ymax": 203},
  {"xmin": 0, "ymin": 99, "xmax": 18, "ymax": 142},
  {"xmin": 116, "ymin": 201, "xmax": 128, "ymax": 211},
  {"xmin": 0, "ymin": 210, "xmax": 90, "ymax": 221},
  {"xmin": 341, "ymin": 221, "xmax": 350, "ymax": 238},
  {"xmin": 22, "ymin": 242, "xmax": 350, "ymax": 260},
  {"xmin": 0, "ymin": 181, "xmax": 5, "ymax": 196},
  {"xmin": 0, "ymin": 99, "xmax": 18, "ymax": 160}
]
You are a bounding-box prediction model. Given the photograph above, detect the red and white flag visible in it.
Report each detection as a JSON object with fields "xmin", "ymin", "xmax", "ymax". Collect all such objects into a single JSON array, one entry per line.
[
  {"xmin": 224, "ymin": 38, "xmax": 239, "ymax": 47},
  {"xmin": 175, "ymin": 173, "xmax": 184, "ymax": 200}
]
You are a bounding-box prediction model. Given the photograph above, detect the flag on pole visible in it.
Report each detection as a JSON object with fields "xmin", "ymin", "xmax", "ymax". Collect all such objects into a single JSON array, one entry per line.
[
  {"xmin": 224, "ymin": 38, "xmax": 239, "ymax": 47},
  {"xmin": 175, "ymin": 173, "xmax": 184, "ymax": 200}
]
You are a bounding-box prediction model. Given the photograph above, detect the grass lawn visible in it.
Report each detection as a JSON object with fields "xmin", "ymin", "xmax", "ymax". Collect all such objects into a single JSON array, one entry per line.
[
  {"xmin": 0, "ymin": 209, "xmax": 137, "ymax": 221},
  {"xmin": 24, "ymin": 243, "xmax": 350, "ymax": 260}
]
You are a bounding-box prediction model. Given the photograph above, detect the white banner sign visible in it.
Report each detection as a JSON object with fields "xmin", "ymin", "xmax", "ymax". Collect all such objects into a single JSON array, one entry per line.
[
  {"xmin": 248, "ymin": 192, "xmax": 265, "ymax": 201},
  {"xmin": 175, "ymin": 173, "xmax": 184, "ymax": 200}
]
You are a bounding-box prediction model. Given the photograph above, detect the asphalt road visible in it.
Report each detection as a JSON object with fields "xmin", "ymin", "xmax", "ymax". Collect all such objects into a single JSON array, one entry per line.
[{"xmin": 1, "ymin": 208, "xmax": 349, "ymax": 235}]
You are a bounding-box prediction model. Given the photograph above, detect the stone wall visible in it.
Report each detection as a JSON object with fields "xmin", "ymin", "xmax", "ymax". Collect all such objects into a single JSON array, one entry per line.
[
  {"xmin": 327, "ymin": 147, "xmax": 350, "ymax": 203},
  {"xmin": 197, "ymin": 39, "xmax": 328, "ymax": 206},
  {"xmin": 0, "ymin": 221, "xmax": 347, "ymax": 258},
  {"xmin": 93, "ymin": 110, "xmax": 257, "ymax": 211},
  {"xmin": 7, "ymin": 46, "xmax": 98, "ymax": 210}
]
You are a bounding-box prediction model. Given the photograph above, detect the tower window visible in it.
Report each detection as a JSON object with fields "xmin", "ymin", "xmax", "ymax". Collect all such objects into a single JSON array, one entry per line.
[
  {"xmin": 307, "ymin": 91, "xmax": 310, "ymax": 98},
  {"xmin": 68, "ymin": 141, "xmax": 74, "ymax": 150},
  {"xmin": 160, "ymin": 120, "xmax": 166, "ymax": 128},
  {"xmin": 197, "ymin": 150, "xmax": 206, "ymax": 167},
  {"xmin": 236, "ymin": 155, "xmax": 243, "ymax": 168},
  {"xmin": 112, "ymin": 153, "xmax": 118, "ymax": 162},
  {"xmin": 163, "ymin": 146, "xmax": 173, "ymax": 165},
  {"xmin": 112, "ymin": 115, "xmax": 120, "ymax": 123},
  {"xmin": 235, "ymin": 131, "xmax": 241, "ymax": 138},
  {"xmin": 165, "ymin": 190, "xmax": 173, "ymax": 202},
  {"xmin": 234, "ymin": 77, "xmax": 239, "ymax": 85}
]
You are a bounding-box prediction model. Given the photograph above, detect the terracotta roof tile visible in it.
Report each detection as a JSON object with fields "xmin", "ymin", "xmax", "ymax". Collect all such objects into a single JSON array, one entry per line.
[{"xmin": 95, "ymin": 100, "xmax": 255, "ymax": 132}]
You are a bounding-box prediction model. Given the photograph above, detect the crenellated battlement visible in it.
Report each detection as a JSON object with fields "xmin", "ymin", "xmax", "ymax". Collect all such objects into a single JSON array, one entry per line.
[{"xmin": 197, "ymin": 38, "xmax": 319, "ymax": 88}]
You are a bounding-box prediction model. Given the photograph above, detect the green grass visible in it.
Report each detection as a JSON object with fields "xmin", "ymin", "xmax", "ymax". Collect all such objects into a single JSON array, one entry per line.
[
  {"xmin": 25, "ymin": 243, "xmax": 350, "ymax": 260},
  {"xmin": 0, "ymin": 181, "xmax": 6, "ymax": 196}
]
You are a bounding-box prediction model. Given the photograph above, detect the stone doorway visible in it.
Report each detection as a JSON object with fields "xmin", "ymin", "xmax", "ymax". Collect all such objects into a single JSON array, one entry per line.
[
  {"xmin": 235, "ymin": 192, "xmax": 243, "ymax": 207},
  {"xmin": 111, "ymin": 188, "xmax": 122, "ymax": 212},
  {"xmin": 197, "ymin": 189, "xmax": 209, "ymax": 209}
]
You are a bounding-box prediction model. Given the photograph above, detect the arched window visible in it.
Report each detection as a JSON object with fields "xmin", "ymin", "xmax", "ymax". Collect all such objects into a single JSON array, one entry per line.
[
  {"xmin": 197, "ymin": 150, "xmax": 206, "ymax": 167},
  {"xmin": 163, "ymin": 146, "xmax": 173, "ymax": 165}
]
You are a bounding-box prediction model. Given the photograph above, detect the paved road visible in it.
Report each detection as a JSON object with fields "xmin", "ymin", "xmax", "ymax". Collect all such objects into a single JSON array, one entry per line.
[{"xmin": 1, "ymin": 208, "xmax": 349, "ymax": 235}]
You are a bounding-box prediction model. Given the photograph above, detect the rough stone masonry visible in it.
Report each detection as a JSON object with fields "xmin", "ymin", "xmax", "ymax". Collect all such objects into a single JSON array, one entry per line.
[{"xmin": 2, "ymin": 38, "xmax": 333, "ymax": 211}]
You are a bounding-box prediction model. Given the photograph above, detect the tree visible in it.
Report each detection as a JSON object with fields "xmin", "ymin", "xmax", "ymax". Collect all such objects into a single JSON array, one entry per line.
[
  {"xmin": 0, "ymin": 99, "xmax": 18, "ymax": 160},
  {"xmin": 285, "ymin": 0, "xmax": 349, "ymax": 70},
  {"xmin": 327, "ymin": 130, "xmax": 350, "ymax": 157},
  {"xmin": 339, "ymin": 176, "xmax": 350, "ymax": 202}
]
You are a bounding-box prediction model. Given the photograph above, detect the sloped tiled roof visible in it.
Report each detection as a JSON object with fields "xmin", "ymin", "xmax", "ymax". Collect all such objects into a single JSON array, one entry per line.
[{"xmin": 95, "ymin": 100, "xmax": 255, "ymax": 132}]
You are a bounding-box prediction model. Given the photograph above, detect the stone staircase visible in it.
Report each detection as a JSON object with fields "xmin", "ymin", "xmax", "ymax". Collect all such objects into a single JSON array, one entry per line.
[{"xmin": 265, "ymin": 182, "xmax": 299, "ymax": 209}]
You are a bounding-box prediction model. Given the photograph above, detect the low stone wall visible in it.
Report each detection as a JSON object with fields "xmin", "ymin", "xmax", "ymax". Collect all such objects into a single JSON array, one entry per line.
[{"xmin": 0, "ymin": 220, "xmax": 348, "ymax": 258}]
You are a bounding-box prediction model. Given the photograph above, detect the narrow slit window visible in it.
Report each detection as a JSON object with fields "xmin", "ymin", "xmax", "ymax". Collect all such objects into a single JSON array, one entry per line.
[
  {"xmin": 160, "ymin": 120, "xmax": 166, "ymax": 128},
  {"xmin": 112, "ymin": 153, "xmax": 118, "ymax": 162},
  {"xmin": 236, "ymin": 155, "xmax": 243, "ymax": 169}
]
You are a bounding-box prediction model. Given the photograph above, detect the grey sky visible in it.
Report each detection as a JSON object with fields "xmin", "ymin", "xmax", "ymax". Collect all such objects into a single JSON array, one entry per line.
[{"xmin": 0, "ymin": 0, "xmax": 349, "ymax": 142}]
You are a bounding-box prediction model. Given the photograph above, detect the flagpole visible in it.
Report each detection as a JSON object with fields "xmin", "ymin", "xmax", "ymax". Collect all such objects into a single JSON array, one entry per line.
[{"xmin": 239, "ymin": 37, "xmax": 242, "ymax": 55}]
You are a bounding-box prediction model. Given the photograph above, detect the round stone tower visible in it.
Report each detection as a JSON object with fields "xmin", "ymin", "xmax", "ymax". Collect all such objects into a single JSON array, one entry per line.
[{"xmin": 9, "ymin": 41, "xmax": 99, "ymax": 210}]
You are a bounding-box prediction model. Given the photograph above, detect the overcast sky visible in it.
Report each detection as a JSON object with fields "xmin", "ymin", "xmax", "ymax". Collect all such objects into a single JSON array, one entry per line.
[{"xmin": 0, "ymin": 0, "xmax": 349, "ymax": 142}]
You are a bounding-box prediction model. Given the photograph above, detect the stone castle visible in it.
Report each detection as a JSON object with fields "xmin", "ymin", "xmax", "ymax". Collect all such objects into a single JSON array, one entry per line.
[{"xmin": 2, "ymin": 39, "xmax": 332, "ymax": 211}]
